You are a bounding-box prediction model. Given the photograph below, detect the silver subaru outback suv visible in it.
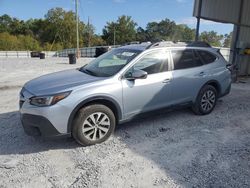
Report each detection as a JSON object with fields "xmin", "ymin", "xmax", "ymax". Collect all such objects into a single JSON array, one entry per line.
[{"xmin": 20, "ymin": 41, "xmax": 231, "ymax": 146}]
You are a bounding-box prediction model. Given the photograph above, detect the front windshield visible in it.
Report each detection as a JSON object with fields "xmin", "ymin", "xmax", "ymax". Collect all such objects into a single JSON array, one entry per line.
[{"xmin": 79, "ymin": 48, "xmax": 141, "ymax": 77}]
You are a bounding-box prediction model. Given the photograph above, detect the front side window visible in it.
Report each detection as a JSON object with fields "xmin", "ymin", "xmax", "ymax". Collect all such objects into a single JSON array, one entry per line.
[
  {"xmin": 79, "ymin": 48, "xmax": 141, "ymax": 77},
  {"xmin": 128, "ymin": 50, "xmax": 169, "ymax": 75},
  {"xmin": 172, "ymin": 49, "xmax": 203, "ymax": 70}
]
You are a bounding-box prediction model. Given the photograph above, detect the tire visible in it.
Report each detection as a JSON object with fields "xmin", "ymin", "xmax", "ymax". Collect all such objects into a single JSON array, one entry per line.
[
  {"xmin": 72, "ymin": 104, "xmax": 116, "ymax": 146},
  {"xmin": 192, "ymin": 85, "xmax": 218, "ymax": 115}
]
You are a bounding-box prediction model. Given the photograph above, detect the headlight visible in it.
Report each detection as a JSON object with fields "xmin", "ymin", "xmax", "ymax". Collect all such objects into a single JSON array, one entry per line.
[{"xmin": 30, "ymin": 91, "xmax": 71, "ymax": 107}]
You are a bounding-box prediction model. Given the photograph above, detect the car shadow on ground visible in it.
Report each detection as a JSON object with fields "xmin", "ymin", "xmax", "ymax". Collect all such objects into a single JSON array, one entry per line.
[
  {"xmin": 0, "ymin": 111, "xmax": 79, "ymax": 155},
  {"xmin": 0, "ymin": 107, "xmax": 192, "ymax": 156}
]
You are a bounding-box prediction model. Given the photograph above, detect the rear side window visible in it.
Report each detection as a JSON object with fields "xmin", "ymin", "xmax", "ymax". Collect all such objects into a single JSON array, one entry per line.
[
  {"xmin": 172, "ymin": 50, "xmax": 203, "ymax": 70},
  {"xmin": 196, "ymin": 50, "xmax": 217, "ymax": 64}
]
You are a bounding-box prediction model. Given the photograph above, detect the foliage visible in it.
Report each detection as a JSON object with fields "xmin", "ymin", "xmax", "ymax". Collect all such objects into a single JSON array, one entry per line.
[
  {"xmin": 223, "ymin": 32, "xmax": 232, "ymax": 48},
  {"xmin": 17, "ymin": 35, "xmax": 41, "ymax": 51},
  {"xmin": 199, "ymin": 31, "xmax": 224, "ymax": 47},
  {"xmin": 82, "ymin": 23, "xmax": 106, "ymax": 46},
  {"xmin": 102, "ymin": 15, "xmax": 137, "ymax": 45},
  {"xmin": 0, "ymin": 11, "xmax": 232, "ymax": 50},
  {"xmin": 0, "ymin": 32, "xmax": 40, "ymax": 51},
  {"xmin": 172, "ymin": 24, "xmax": 195, "ymax": 42},
  {"xmin": 136, "ymin": 21, "xmax": 195, "ymax": 43},
  {"xmin": 43, "ymin": 8, "xmax": 85, "ymax": 49},
  {"xmin": 0, "ymin": 32, "xmax": 19, "ymax": 50}
]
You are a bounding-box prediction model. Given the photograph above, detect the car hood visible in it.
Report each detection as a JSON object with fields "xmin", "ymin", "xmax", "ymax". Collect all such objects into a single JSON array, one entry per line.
[{"xmin": 24, "ymin": 69, "xmax": 103, "ymax": 95}]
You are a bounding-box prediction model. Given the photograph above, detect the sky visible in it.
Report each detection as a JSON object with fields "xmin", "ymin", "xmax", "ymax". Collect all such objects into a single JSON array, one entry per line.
[{"xmin": 0, "ymin": 0, "xmax": 233, "ymax": 35}]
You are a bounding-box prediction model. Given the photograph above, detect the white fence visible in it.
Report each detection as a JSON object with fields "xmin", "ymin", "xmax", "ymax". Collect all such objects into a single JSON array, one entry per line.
[
  {"xmin": 219, "ymin": 48, "xmax": 231, "ymax": 62},
  {"xmin": 0, "ymin": 47, "xmax": 231, "ymax": 60},
  {"xmin": 0, "ymin": 51, "xmax": 57, "ymax": 58},
  {"xmin": 56, "ymin": 47, "xmax": 97, "ymax": 57},
  {"xmin": 56, "ymin": 45, "xmax": 120, "ymax": 57}
]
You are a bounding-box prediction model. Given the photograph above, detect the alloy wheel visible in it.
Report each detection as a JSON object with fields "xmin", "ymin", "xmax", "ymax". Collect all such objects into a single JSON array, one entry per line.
[
  {"xmin": 201, "ymin": 90, "xmax": 216, "ymax": 112},
  {"xmin": 82, "ymin": 112, "xmax": 110, "ymax": 141}
]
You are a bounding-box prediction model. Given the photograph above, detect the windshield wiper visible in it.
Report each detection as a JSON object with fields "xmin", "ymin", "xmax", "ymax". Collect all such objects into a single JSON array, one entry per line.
[{"xmin": 80, "ymin": 68, "xmax": 97, "ymax": 76}]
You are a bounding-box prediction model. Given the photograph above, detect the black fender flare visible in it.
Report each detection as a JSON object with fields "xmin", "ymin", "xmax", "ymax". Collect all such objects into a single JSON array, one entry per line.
[
  {"xmin": 67, "ymin": 96, "xmax": 122, "ymax": 133},
  {"xmin": 194, "ymin": 80, "xmax": 222, "ymax": 102}
]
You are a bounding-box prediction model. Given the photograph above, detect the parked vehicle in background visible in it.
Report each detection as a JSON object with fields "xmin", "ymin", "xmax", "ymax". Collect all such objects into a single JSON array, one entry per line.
[{"xmin": 19, "ymin": 41, "xmax": 231, "ymax": 146}]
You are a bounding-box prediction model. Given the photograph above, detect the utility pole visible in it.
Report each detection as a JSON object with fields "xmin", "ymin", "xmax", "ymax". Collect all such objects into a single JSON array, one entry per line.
[
  {"xmin": 113, "ymin": 26, "xmax": 116, "ymax": 46},
  {"xmin": 88, "ymin": 16, "xmax": 91, "ymax": 47},
  {"xmin": 195, "ymin": 0, "xmax": 202, "ymax": 41},
  {"xmin": 75, "ymin": 0, "xmax": 80, "ymax": 58}
]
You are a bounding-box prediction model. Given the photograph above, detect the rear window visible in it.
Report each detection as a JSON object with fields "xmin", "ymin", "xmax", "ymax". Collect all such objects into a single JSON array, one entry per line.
[
  {"xmin": 196, "ymin": 50, "xmax": 217, "ymax": 64},
  {"xmin": 172, "ymin": 50, "xmax": 203, "ymax": 70}
]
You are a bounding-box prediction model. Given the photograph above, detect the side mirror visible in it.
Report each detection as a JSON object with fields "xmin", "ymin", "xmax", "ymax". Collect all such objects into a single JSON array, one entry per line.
[{"xmin": 126, "ymin": 69, "xmax": 148, "ymax": 80}]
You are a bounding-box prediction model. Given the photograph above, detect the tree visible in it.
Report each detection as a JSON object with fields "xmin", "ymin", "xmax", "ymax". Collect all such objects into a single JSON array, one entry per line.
[
  {"xmin": 136, "ymin": 19, "xmax": 194, "ymax": 42},
  {"xmin": 0, "ymin": 14, "xmax": 12, "ymax": 33},
  {"xmin": 200, "ymin": 31, "xmax": 224, "ymax": 47},
  {"xmin": 82, "ymin": 23, "xmax": 106, "ymax": 46},
  {"xmin": 172, "ymin": 24, "xmax": 195, "ymax": 41},
  {"xmin": 145, "ymin": 22, "xmax": 163, "ymax": 42},
  {"xmin": 43, "ymin": 8, "xmax": 85, "ymax": 49},
  {"xmin": 102, "ymin": 15, "xmax": 137, "ymax": 45},
  {"xmin": 0, "ymin": 12, "xmax": 232, "ymax": 51},
  {"xmin": 43, "ymin": 42, "xmax": 63, "ymax": 51},
  {"xmin": 17, "ymin": 35, "xmax": 41, "ymax": 51},
  {"xmin": 0, "ymin": 32, "xmax": 40, "ymax": 50},
  {"xmin": 0, "ymin": 32, "xmax": 19, "ymax": 50},
  {"xmin": 223, "ymin": 32, "xmax": 232, "ymax": 48},
  {"xmin": 91, "ymin": 35, "xmax": 106, "ymax": 46},
  {"xmin": 83, "ymin": 23, "xmax": 94, "ymax": 47},
  {"xmin": 136, "ymin": 27, "xmax": 148, "ymax": 42}
]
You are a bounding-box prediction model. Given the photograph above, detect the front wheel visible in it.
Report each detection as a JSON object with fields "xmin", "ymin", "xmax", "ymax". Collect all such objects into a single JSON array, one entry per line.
[
  {"xmin": 192, "ymin": 85, "xmax": 217, "ymax": 115},
  {"xmin": 72, "ymin": 104, "xmax": 116, "ymax": 146}
]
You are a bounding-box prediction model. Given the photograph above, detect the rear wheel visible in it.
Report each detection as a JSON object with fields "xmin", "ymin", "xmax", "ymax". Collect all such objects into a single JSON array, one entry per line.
[
  {"xmin": 72, "ymin": 104, "xmax": 116, "ymax": 146},
  {"xmin": 192, "ymin": 85, "xmax": 217, "ymax": 115}
]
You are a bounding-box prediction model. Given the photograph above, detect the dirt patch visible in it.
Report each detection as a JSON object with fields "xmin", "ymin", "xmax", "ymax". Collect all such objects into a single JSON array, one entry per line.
[{"xmin": 0, "ymin": 85, "xmax": 22, "ymax": 91}]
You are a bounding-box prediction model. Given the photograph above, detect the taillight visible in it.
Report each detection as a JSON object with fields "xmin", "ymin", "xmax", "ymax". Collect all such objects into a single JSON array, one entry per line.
[{"xmin": 226, "ymin": 64, "xmax": 234, "ymax": 72}]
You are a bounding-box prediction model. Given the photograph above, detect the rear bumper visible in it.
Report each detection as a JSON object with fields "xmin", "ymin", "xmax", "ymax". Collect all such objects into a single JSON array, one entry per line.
[
  {"xmin": 219, "ymin": 84, "xmax": 231, "ymax": 98},
  {"xmin": 21, "ymin": 113, "xmax": 68, "ymax": 137}
]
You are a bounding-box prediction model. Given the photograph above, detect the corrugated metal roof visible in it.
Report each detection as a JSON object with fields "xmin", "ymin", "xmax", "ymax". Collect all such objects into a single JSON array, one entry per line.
[
  {"xmin": 241, "ymin": 0, "xmax": 250, "ymax": 26},
  {"xmin": 193, "ymin": 0, "xmax": 250, "ymax": 27}
]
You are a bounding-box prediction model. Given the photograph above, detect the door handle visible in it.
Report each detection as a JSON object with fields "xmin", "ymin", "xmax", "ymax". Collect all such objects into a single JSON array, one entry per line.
[
  {"xmin": 199, "ymin": 72, "xmax": 206, "ymax": 76},
  {"xmin": 162, "ymin": 78, "xmax": 171, "ymax": 83}
]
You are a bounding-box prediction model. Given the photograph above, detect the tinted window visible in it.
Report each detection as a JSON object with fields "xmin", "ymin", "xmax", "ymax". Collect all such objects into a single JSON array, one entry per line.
[
  {"xmin": 172, "ymin": 50, "xmax": 203, "ymax": 70},
  {"xmin": 196, "ymin": 50, "xmax": 217, "ymax": 64},
  {"xmin": 132, "ymin": 51, "xmax": 169, "ymax": 75}
]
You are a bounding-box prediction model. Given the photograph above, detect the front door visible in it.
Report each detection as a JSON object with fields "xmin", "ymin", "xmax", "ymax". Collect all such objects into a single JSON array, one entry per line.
[{"xmin": 121, "ymin": 50, "xmax": 173, "ymax": 119}]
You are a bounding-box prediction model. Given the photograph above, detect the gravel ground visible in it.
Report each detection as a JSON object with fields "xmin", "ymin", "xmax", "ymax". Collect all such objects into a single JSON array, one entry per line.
[{"xmin": 0, "ymin": 58, "xmax": 249, "ymax": 188}]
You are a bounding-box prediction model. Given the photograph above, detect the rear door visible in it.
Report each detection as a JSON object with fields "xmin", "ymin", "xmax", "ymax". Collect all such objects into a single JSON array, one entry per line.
[{"xmin": 170, "ymin": 49, "xmax": 207, "ymax": 104}]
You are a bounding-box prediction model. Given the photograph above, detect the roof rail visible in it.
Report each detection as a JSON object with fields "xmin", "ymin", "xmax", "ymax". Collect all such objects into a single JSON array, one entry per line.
[
  {"xmin": 146, "ymin": 41, "xmax": 211, "ymax": 49},
  {"xmin": 124, "ymin": 41, "xmax": 140, "ymax": 45}
]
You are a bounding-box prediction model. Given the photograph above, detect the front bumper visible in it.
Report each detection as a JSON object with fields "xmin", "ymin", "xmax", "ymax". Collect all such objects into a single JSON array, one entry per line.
[{"xmin": 21, "ymin": 113, "xmax": 64, "ymax": 137}]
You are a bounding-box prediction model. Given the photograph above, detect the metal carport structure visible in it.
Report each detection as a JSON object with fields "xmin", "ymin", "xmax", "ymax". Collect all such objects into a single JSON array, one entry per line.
[{"xmin": 193, "ymin": 0, "xmax": 250, "ymax": 76}]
